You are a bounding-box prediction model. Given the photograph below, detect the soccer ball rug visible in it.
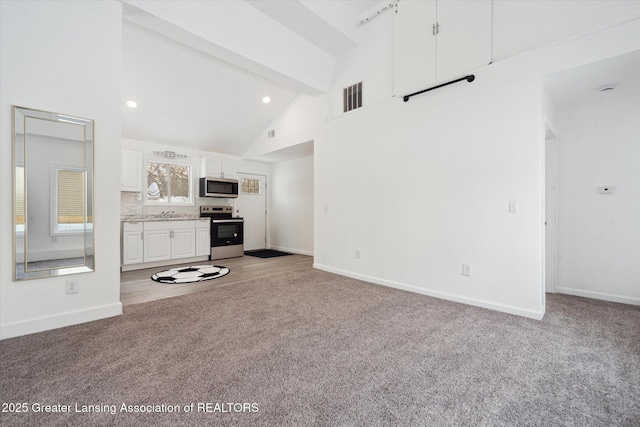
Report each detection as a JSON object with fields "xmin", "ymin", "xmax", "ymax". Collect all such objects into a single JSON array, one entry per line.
[{"xmin": 151, "ymin": 265, "xmax": 230, "ymax": 284}]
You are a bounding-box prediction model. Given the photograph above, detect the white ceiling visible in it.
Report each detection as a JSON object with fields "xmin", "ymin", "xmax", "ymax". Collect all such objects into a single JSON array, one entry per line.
[
  {"xmin": 543, "ymin": 49, "xmax": 640, "ymax": 110},
  {"xmin": 122, "ymin": 21, "xmax": 299, "ymax": 156},
  {"xmin": 121, "ymin": 0, "xmax": 389, "ymax": 159}
]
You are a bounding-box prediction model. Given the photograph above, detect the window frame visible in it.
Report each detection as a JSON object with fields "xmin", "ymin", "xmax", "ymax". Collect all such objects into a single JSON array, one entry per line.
[
  {"xmin": 241, "ymin": 177, "xmax": 262, "ymax": 196},
  {"xmin": 144, "ymin": 158, "xmax": 194, "ymax": 206},
  {"xmin": 15, "ymin": 163, "xmax": 25, "ymax": 237}
]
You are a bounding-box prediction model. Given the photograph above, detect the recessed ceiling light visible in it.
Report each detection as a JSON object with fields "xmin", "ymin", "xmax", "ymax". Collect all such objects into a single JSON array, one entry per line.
[
  {"xmin": 126, "ymin": 100, "xmax": 138, "ymax": 108},
  {"xmin": 262, "ymin": 96, "xmax": 271, "ymax": 104}
]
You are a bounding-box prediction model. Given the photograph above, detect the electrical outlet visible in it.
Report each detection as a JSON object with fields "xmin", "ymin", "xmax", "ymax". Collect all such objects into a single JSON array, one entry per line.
[
  {"xmin": 355, "ymin": 250, "xmax": 360, "ymax": 259},
  {"xmin": 136, "ymin": 206, "xmax": 143, "ymax": 214},
  {"xmin": 66, "ymin": 280, "xmax": 79, "ymax": 294},
  {"xmin": 136, "ymin": 193, "xmax": 142, "ymax": 201},
  {"xmin": 323, "ymin": 204, "xmax": 329, "ymax": 213},
  {"xmin": 462, "ymin": 264, "xmax": 471, "ymax": 277},
  {"xmin": 508, "ymin": 201, "xmax": 518, "ymax": 213}
]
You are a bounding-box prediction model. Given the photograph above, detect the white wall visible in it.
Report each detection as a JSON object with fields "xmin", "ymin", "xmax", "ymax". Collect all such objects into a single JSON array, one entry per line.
[
  {"xmin": 492, "ymin": 1, "xmax": 640, "ymax": 61},
  {"xmin": 326, "ymin": 9, "xmax": 393, "ymax": 118},
  {"xmin": 555, "ymin": 94, "xmax": 640, "ymax": 305},
  {"xmin": 270, "ymin": 155, "xmax": 314, "ymax": 255},
  {"xmin": 278, "ymin": 15, "xmax": 640, "ymax": 318},
  {"xmin": 244, "ymin": 93, "xmax": 325, "ymax": 160},
  {"xmin": 1, "ymin": 1, "xmax": 123, "ymax": 339}
]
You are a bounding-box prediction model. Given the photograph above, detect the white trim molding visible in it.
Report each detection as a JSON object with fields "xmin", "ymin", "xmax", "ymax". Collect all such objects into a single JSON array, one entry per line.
[
  {"xmin": 0, "ymin": 302, "xmax": 122, "ymax": 340},
  {"xmin": 556, "ymin": 287, "xmax": 640, "ymax": 306},
  {"xmin": 313, "ymin": 263, "xmax": 546, "ymax": 320}
]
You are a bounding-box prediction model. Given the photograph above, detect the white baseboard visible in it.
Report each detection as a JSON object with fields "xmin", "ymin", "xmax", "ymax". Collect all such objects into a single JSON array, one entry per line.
[
  {"xmin": 269, "ymin": 245, "xmax": 313, "ymax": 257},
  {"xmin": 313, "ymin": 263, "xmax": 545, "ymax": 320},
  {"xmin": 555, "ymin": 287, "xmax": 640, "ymax": 306},
  {"xmin": 0, "ymin": 302, "xmax": 122, "ymax": 340}
]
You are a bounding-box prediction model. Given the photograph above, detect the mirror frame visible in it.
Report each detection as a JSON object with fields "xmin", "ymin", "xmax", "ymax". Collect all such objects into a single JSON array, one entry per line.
[{"xmin": 13, "ymin": 106, "xmax": 95, "ymax": 281}]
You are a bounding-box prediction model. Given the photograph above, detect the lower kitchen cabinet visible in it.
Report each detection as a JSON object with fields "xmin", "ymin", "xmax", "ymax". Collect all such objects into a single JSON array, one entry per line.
[
  {"xmin": 196, "ymin": 219, "xmax": 211, "ymax": 256},
  {"xmin": 122, "ymin": 222, "xmax": 144, "ymax": 265},
  {"xmin": 143, "ymin": 229, "xmax": 172, "ymax": 263},
  {"xmin": 172, "ymin": 228, "xmax": 196, "ymax": 259},
  {"xmin": 121, "ymin": 219, "xmax": 210, "ymax": 270}
]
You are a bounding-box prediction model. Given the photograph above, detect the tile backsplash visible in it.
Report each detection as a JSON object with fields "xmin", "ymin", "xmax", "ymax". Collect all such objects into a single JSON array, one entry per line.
[{"xmin": 121, "ymin": 192, "xmax": 232, "ymax": 219}]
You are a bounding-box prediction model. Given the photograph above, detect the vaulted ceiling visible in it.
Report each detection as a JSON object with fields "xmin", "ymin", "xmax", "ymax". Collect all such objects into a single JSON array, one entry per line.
[
  {"xmin": 121, "ymin": 0, "xmax": 387, "ymax": 158},
  {"xmin": 122, "ymin": 1, "xmax": 640, "ymax": 159}
]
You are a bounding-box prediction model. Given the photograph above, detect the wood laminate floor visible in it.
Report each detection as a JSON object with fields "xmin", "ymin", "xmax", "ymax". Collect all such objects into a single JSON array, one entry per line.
[{"xmin": 120, "ymin": 254, "xmax": 314, "ymax": 306}]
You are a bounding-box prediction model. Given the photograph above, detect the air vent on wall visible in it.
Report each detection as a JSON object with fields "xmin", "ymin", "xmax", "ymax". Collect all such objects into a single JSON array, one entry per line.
[
  {"xmin": 267, "ymin": 129, "xmax": 276, "ymax": 138},
  {"xmin": 343, "ymin": 82, "xmax": 362, "ymax": 113}
]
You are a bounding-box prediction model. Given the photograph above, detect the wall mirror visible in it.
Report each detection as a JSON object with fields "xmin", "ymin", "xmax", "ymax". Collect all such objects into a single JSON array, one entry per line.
[{"xmin": 13, "ymin": 106, "xmax": 94, "ymax": 280}]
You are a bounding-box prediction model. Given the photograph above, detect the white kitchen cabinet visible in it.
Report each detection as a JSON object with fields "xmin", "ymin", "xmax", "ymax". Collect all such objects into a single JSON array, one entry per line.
[
  {"xmin": 143, "ymin": 229, "xmax": 172, "ymax": 263},
  {"xmin": 201, "ymin": 157, "xmax": 237, "ymax": 179},
  {"xmin": 121, "ymin": 150, "xmax": 143, "ymax": 192},
  {"xmin": 143, "ymin": 220, "xmax": 197, "ymax": 262},
  {"xmin": 393, "ymin": 0, "xmax": 492, "ymax": 96},
  {"xmin": 172, "ymin": 228, "xmax": 196, "ymax": 259},
  {"xmin": 221, "ymin": 160, "xmax": 237, "ymax": 179},
  {"xmin": 196, "ymin": 219, "xmax": 211, "ymax": 256},
  {"xmin": 122, "ymin": 220, "xmax": 210, "ymax": 270},
  {"xmin": 201, "ymin": 157, "xmax": 222, "ymax": 178},
  {"xmin": 122, "ymin": 222, "xmax": 144, "ymax": 265}
]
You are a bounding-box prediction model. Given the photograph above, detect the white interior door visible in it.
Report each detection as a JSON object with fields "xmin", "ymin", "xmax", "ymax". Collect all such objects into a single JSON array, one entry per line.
[
  {"xmin": 545, "ymin": 126, "xmax": 557, "ymax": 293},
  {"xmin": 235, "ymin": 173, "xmax": 266, "ymax": 251}
]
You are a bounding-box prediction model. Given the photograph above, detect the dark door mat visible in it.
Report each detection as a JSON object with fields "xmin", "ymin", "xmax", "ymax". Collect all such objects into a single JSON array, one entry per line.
[{"xmin": 244, "ymin": 249, "xmax": 293, "ymax": 258}]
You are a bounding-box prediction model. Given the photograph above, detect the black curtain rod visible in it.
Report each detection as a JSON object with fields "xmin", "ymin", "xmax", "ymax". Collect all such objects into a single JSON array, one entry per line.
[{"xmin": 403, "ymin": 75, "xmax": 475, "ymax": 102}]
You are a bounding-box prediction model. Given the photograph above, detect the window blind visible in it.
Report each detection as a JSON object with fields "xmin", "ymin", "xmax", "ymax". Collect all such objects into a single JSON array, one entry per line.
[
  {"xmin": 15, "ymin": 166, "xmax": 25, "ymax": 225},
  {"xmin": 57, "ymin": 169, "xmax": 85, "ymax": 224}
]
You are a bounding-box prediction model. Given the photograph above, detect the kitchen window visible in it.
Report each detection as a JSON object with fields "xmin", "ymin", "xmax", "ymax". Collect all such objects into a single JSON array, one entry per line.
[{"xmin": 146, "ymin": 161, "xmax": 192, "ymax": 205}]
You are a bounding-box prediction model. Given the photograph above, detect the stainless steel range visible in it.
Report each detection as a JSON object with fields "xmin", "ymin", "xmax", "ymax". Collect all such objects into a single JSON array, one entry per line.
[{"xmin": 200, "ymin": 206, "xmax": 244, "ymax": 260}]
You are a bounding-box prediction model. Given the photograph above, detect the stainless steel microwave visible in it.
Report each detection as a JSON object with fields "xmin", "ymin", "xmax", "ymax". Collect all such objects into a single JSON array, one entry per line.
[{"xmin": 199, "ymin": 177, "xmax": 239, "ymax": 198}]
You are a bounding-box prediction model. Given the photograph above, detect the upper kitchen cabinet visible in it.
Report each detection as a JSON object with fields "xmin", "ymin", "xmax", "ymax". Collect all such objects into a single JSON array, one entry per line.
[
  {"xmin": 201, "ymin": 157, "xmax": 237, "ymax": 179},
  {"xmin": 121, "ymin": 149, "xmax": 143, "ymax": 192},
  {"xmin": 393, "ymin": 0, "xmax": 492, "ymax": 96},
  {"xmin": 222, "ymin": 160, "xmax": 237, "ymax": 179}
]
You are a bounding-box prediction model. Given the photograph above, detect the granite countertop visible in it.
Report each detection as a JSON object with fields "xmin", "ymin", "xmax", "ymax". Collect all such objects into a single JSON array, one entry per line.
[{"xmin": 121, "ymin": 214, "xmax": 202, "ymax": 222}]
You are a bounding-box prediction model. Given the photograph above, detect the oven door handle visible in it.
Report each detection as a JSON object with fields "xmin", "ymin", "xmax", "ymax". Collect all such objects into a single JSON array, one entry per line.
[{"xmin": 210, "ymin": 219, "xmax": 244, "ymax": 223}]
